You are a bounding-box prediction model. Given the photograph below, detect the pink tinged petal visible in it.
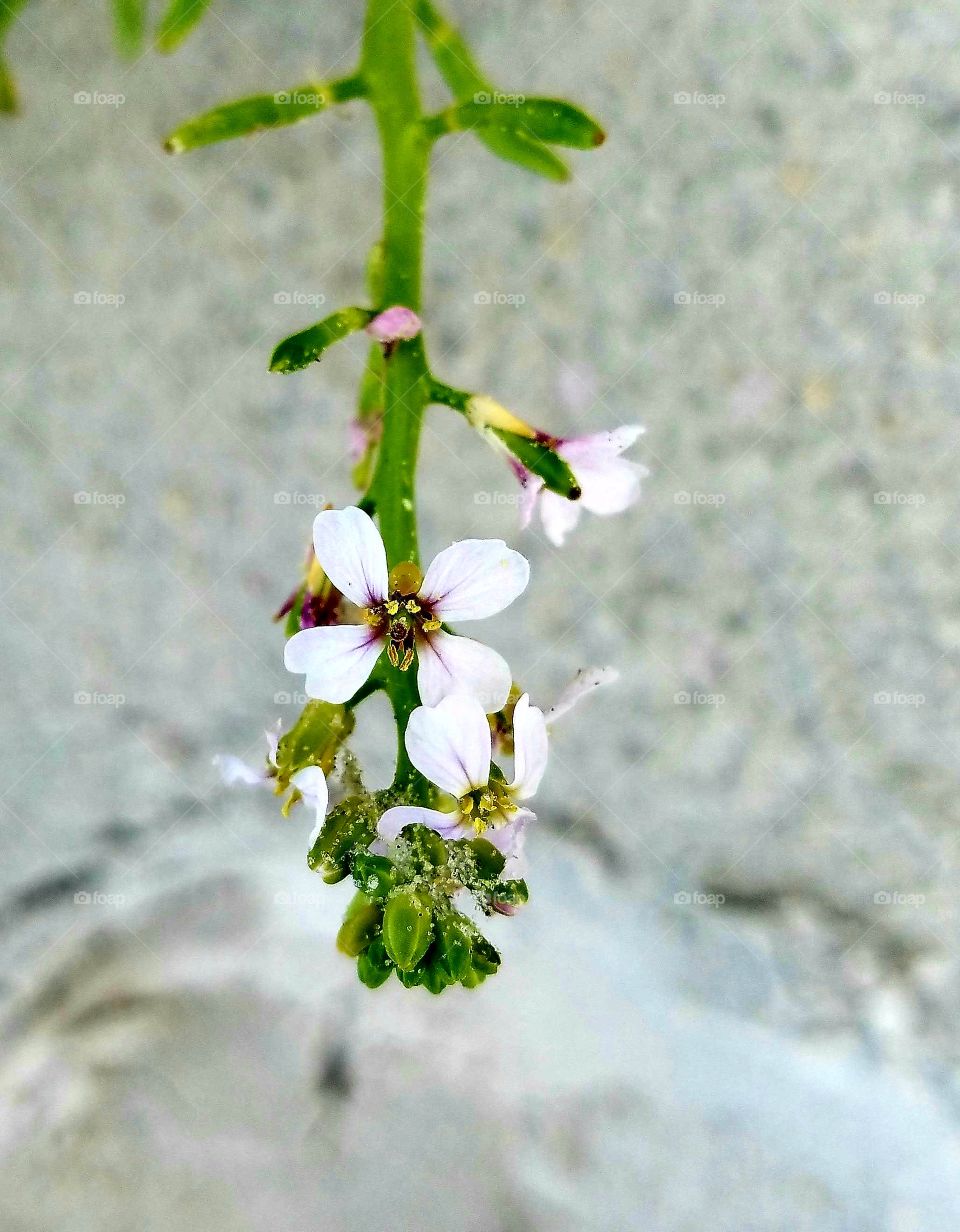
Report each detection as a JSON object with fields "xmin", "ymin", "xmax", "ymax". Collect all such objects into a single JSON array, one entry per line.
[
  {"xmin": 486, "ymin": 808, "xmax": 534, "ymax": 859},
  {"xmin": 404, "ymin": 694, "xmax": 492, "ymax": 797},
  {"xmin": 420, "ymin": 539, "xmax": 529, "ymax": 622},
  {"xmin": 558, "ymin": 424, "xmax": 646, "ymax": 463},
  {"xmin": 572, "ymin": 457, "xmax": 647, "ymax": 516},
  {"xmin": 510, "ymin": 694, "xmax": 549, "ymax": 800},
  {"xmin": 417, "ymin": 630, "xmax": 512, "ymax": 713},
  {"xmin": 291, "ymin": 765, "xmax": 328, "ymax": 845},
  {"xmin": 214, "ymin": 754, "xmax": 268, "ymax": 787},
  {"xmin": 539, "ymin": 490, "xmax": 582, "ymax": 546},
  {"xmin": 312, "ymin": 506, "xmax": 388, "ymax": 607},
  {"xmin": 517, "ymin": 477, "xmax": 542, "ymax": 531},
  {"xmin": 547, "ymin": 666, "xmax": 619, "ymax": 724},
  {"xmin": 284, "ymin": 624, "xmax": 383, "ymax": 704},
  {"xmin": 377, "ymin": 805, "xmax": 466, "ymax": 844},
  {"xmin": 365, "ymin": 306, "xmax": 422, "ymax": 343}
]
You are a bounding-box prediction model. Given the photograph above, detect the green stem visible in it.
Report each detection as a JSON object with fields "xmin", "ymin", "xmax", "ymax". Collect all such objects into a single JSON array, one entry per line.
[{"xmin": 361, "ymin": 0, "xmax": 431, "ymax": 792}]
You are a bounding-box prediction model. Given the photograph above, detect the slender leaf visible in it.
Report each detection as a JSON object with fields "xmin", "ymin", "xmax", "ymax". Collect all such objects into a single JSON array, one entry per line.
[
  {"xmin": 112, "ymin": 0, "xmax": 148, "ymax": 57},
  {"xmin": 0, "ymin": 0, "xmax": 28, "ymax": 114},
  {"xmin": 165, "ymin": 82, "xmax": 332, "ymax": 153},
  {"xmin": 414, "ymin": 0, "xmax": 569, "ymax": 182},
  {"xmin": 155, "ymin": 0, "xmax": 213, "ymax": 54},
  {"xmin": 270, "ymin": 307, "xmax": 374, "ymax": 374},
  {"xmin": 492, "ymin": 429, "xmax": 581, "ymax": 500},
  {"xmin": 439, "ymin": 97, "xmax": 605, "ymax": 150}
]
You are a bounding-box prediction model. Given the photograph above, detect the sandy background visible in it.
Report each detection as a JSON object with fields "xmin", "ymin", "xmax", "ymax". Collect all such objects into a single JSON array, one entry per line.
[{"xmin": 1, "ymin": 0, "xmax": 960, "ymax": 1228}]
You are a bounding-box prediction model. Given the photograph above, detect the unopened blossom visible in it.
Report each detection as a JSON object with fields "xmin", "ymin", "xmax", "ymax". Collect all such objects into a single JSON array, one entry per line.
[
  {"xmin": 365, "ymin": 305, "xmax": 422, "ymax": 344},
  {"xmin": 378, "ymin": 692, "xmax": 548, "ymax": 858},
  {"xmin": 518, "ymin": 426, "xmax": 648, "ymax": 546},
  {"xmin": 284, "ymin": 506, "xmax": 528, "ymax": 712}
]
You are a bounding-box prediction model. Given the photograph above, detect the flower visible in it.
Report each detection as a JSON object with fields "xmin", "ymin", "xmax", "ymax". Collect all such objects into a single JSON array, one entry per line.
[
  {"xmin": 289, "ymin": 765, "xmax": 328, "ymax": 845},
  {"xmin": 284, "ymin": 506, "xmax": 529, "ymax": 712},
  {"xmin": 365, "ymin": 305, "xmax": 422, "ymax": 344},
  {"xmin": 518, "ymin": 426, "xmax": 648, "ymax": 546},
  {"xmin": 214, "ymin": 723, "xmax": 281, "ymax": 787},
  {"xmin": 377, "ymin": 692, "xmax": 548, "ymax": 858}
]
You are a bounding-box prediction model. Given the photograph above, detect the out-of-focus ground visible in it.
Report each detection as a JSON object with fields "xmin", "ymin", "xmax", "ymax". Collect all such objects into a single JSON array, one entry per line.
[{"xmin": 2, "ymin": 0, "xmax": 960, "ymax": 1228}]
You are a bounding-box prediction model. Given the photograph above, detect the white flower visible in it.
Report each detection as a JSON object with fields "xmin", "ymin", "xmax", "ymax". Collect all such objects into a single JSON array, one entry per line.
[
  {"xmin": 519, "ymin": 426, "xmax": 648, "ymax": 546},
  {"xmin": 377, "ymin": 692, "xmax": 548, "ymax": 858},
  {"xmin": 290, "ymin": 765, "xmax": 329, "ymax": 845},
  {"xmin": 284, "ymin": 506, "xmax": 529, "ymax": 712},
  {"xmin": 213, "ymin": 723, "xmax": 281, "ymax": 787}
]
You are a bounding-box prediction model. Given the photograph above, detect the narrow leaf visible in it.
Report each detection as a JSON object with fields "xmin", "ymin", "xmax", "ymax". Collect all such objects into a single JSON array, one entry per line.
[
  {"xmin": 164, "ymin": 82, "xmax": 331, "ymax": 153},
  {"xmin": 414, "ymin": 0, "xmax": 569, "ymax": 182},
  {"xmin": 492, "ymin": 429, "xmax": 582, "ymax": 500},
  {"xmin": 155, "ymin": 0, "xmax": 213, "ymax": 54},
  {"xmin": 270, "ymin": 307, "xmax": 374, "ymax": 374},
  {"xmin": 112, "ymin": 0, "xmax": 147, "ymax": 57},
  {"xmin": 446, "ymin": 98, "xmax": 605, "ymax": 150}
]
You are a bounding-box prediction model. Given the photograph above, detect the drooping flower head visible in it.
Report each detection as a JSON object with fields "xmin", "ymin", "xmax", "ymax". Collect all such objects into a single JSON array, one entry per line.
[
  {"xmin": 284, "ymin": 507, "xmax": 529, "ymax": 712},
  {"xmin": 378, "ymin": 692, "xmax": 548, "ymax": 858}
]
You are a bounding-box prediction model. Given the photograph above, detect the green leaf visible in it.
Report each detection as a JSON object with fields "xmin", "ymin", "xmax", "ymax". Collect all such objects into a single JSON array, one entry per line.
[
  {"xmin": 440, "ymin": 97, "xmax": 605, "ymax": 150},
  {"xmin": 164, "ymin": 82, "xmax": 332, "ymax": 153},
  {"xmin": 112, "ymin": 0, "xmax": 147, "ymax": 57},
  {"xmin": 270, "ymin": 307, "xmax": 374, "ymax": 374},
  {"xmin": 414, "ymin": 0, "xmax": 569, "ymax": 182},
  {"xmin": 492, "ymin": 428, "xmax": 582, "ymax": 500},
  {"xmin": 155, "ymin": 0, "xmax": 213, "ymax": 54},
  {"xmin": 0, "ymin": 0, "xmax": 28, "ymax": 114}
]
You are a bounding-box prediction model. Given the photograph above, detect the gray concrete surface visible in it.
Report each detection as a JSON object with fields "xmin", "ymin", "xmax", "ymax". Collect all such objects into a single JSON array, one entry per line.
[{"xmin": 1, "ymin": 0, "xmax": 959, "ymax": 1228}]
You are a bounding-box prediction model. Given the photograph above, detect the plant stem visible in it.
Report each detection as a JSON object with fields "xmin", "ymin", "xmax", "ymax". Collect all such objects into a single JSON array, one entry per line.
[{"xmin": 361, "ymin": 0, "xmax": 431, "ymax": 791}]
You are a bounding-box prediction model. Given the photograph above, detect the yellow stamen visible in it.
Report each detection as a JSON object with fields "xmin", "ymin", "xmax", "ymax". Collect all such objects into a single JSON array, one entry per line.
[
  {"xmin": 384, "ymin": 599, "xmax": 400, "ymax": 616},
  {"xmin": 399, "ymin": 647, "xmax": 415, "ymax": 671},
  {"xmin": 422, "ymin": 618, "xmax": 441, "ymax": 632}
]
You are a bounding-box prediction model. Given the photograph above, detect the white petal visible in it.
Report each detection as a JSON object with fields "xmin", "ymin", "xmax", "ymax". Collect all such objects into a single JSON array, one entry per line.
[
  {"xmin": 420, "ymin": 539, "xmax": 529, "ymax": 622},
  {"xmin": 378, "ymin": 805, "xmax": 466, "ymax": 843},
  {"xmin": 487, "ymin": 808, "xmax": 534, "ymax": 859},
  {"xmin": 264, "ymin": 720, "xmax": 282, "ymax": 767},
  {"xmin": 214, "ymin": 754, "xmax": 268, "ymax": 787},
  {"xmin": 291, "ymin": 765, "xmax": 328, "ymax": 845},
  {"xmin": 312, "ymin": 506, "xmax": 388, "ymax": 607},
  {"xmin": 574, "ymin": 456, "xmax": 647, "ymax": 515},
  {"xmin": 284, "ymin": 624, "xmax": 383, "ymax": 704},
  {"xmin": 417, "ymin": 630, "xmax": 512, "ymax": 712},
  {"xmin": 559, "ymin": 425, "xmax": 645, "ymax": 463},
  {"xmin": 547, "ymin": 666, "xmax": 620, "ymax": 724},
  {"xmin": 517, "ymin": 478, "xmax": 542, "ymax": 530},
  {"xmin": 539, "ymin": 491, "xmax": 582, "ymax": 546},
  {"xmin": 404, "ymin": 694, "xmax": 491, "ymax": 797},
  {"xmin": 510, "ymin": 694, "xmax": 549, "ymax": 800}
]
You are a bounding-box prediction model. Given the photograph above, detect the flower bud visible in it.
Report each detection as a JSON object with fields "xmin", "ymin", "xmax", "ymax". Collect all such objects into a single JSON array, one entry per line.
[
  {"xmin": 492, "ymin": 878, "xmax": 529, "ymax": 915},
  {"xmin": 276, "ymin": 700, "xmax": 355, "ymax": 782},
  {"xmin": 465, "ymin": 394, "xmax": 536, "ymax": 438},
  {"xmin": 382, "ymin": 891, "xmax": 433, "ymax": 971},
  {"xmin": 467, "ymin": 837, "xmax": 505, "ymax": 880},
  {"xmin": 308, "ymin": 796, "xmax": 377, "ymax": 883},
  {"xmin": 365, "ymin": 305, "xmax": 422, "ymax": 344},
  {"xmin": 351, "ymin": 852, "xmax": 395, "ymax": 900},
  {"xmin": 336, "ymin": 893, "xmax": 382, "ymax": 957},
  {"xmin": 357, "ymin": 937, "xmax": 393, "ymax": 989},
  {"xmin": 435, "ymin": 913, "xmax": 473, "ymax": 981},
  {"xmin": 469, "ymin": 930, "xmax": 501, "ymax": 976}
]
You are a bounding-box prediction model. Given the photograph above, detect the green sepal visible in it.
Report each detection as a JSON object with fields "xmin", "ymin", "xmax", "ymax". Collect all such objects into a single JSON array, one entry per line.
[
  {"xmin": 461, "ymin": 966, "xmax": 486, "ymax": 989},
  {"xmin": 357, "ymin": 938, "xmax": 393, "ymax": 988},
  {"xmin": 351, "ymin": 852, "xmax": 395, "ymax": 901},
  {"xmin": 421, "ymin": 949, "xmax": 453, "ymax": 995},
  {"xmin": 440, "ymin": 98, "xmax": 605, "ymax": 151},
  {"xmin": 269, "ymin": 307, "xmax": 374, "ymax": 374},
  {"xmin": 414, "ymin": 0, "xmax": 569, "ymax": 182},
  {"xmin": 492, "ymin": 428, "xmax": 582, "ymax": 500},
  {"xmin": 493, "ymin": 878, "xmax": 529, "ymax": 907},
  {"xmin": 401, "ymin": 823, "xmax": 449, "ymax": 871},
  {"xmin": 382, "ymin": 890, "xmax": 433, "ymax": 971},
  {"xmin": 435, "ymin": 914, "xmax": 473, "ymax": 981},
  {"xmin": 155, "ymin": 0, "xmax": 213, "ymax": 54},
  {"xmin": 470, "ymin": 932, "xmax": 502, "ymax": 976},
  {"xmin": 283, "ymin": 596, "xmax": 303, "ymax": 639},
  {"xmin": 276, "ymin": 700, "xmax": 355, "ymax": 782},
  {"xmin": 307, "ymin": 796, "xmax": 377, "ymax": 884},
  {"xmin": 165, "ymin": 82, "xmax": 330, "ymax": 153},
  {"xmin": 336, "ymin": 893, "xmax": 382, "ymax": 957},
  {"xmin": 466, "ymin": 837, "xmax": 506, "ymax": 880},
  {"xmin": 112, "ymin": 0, "xmax": 147, "ymax": 57},
  {"xmin": 396, "ymin": 965, "xmax": 424, "ymax": 989}
]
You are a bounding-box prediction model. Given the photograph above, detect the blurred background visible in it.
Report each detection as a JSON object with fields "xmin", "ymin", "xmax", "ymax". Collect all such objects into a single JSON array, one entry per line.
[{"xmin": 2, "ymin": 0, "xmax": 959, "ymax": 1227}]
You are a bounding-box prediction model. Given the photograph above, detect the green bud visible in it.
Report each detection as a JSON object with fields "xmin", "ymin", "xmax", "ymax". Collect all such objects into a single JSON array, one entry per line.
[
  {"xmin": 435, "ymin": 914, "xmax": 473, "ymax": 981},
  {"xmin": 336, "ymin": 893, "xmax": 381, "ymax": 957},
  {"xmin": 461, "ymin": 966, "xmax": 486, "ymax": 989},
  {"xmin": 396, "ymin": 965, "xmax": 424, "ymax": 989},
  {"xmin": 382, "ymin": 891, "xmax": 433, "ymax": 971},
  {"xmin": 276, "ymin": 700, "xmax": 355, "ymax": 782},
  {"xmin": 404, "ymin": 824, "xmax": 449, "ymax": 870},
  {"xmin": 445, "ymin": 97, "xmax": 605, "ymax": 151},
  {"xmin": 357, "ymin": 938, "xmax": 393, "ymax": 989},
  {"xmin": 308, "ymin": 798, "xmax": 377, "ymax": 883},
  {"xmin": 155, "ymin": 0, "xmax": 212, "ymax": 54},
  {"xmin": 469, "ymin": 931, "xmax": 502, "ymax": 976},
  {"xmin": 493, "ymin": 878, "xmax": 529, "ymax": 907},
  {"xmin": 351, "ymin": 852, "xmax": 395, "ymax": 900},
  {"xmin": 492, "ymin": 429, "xmax": 581, "ymax": 500},
  {"xmin": 269, "ymin": 307, "xmax": 375, "ymax": 375},
  {"xmin": 421, "ymin": 952, "xmax": 452, "ymax": 996},
  {"xmin": 467, "ymin": 837, "xmax": 506, "ymax": 880}
]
